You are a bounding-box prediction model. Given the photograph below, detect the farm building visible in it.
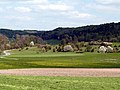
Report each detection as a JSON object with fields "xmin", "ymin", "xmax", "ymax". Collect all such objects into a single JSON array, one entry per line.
[
  {"xmin": 107, "ymin": 46, "xmax": 113, "ymax": 53},
  {"xmin": 99, "ymin": 46, "xmax": 113, "ymax": 53},
  {"xmin": 99, "ymin": 46, "xmax": 107, "ymax": 53},
  {"xmin": 102, "ymin": 42, "xmax": 113, "ymax": 46},
  {"xmin": 64, "ymin": 45, "xmax": 73, "ymax": 52},
  {"xmin": 30, "ymin": 41, "xmax": 35, "ymax": 46}
]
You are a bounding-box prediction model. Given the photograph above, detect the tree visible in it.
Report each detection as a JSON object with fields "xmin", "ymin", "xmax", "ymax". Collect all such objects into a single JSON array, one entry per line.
[
  {"xmin": 15, "ymin": 34, "xmax": 45, "ymax": 49},
  {"xmin": 85, "ymin": 45, "xmax": 92, "ymax": 52},
  {"xmin": 0, "ymin": 34, "xmax": 9, "ymax": 50},
  {"xmin": 73, "ymin": 35, "xmax": 78, "ymax": 44}
]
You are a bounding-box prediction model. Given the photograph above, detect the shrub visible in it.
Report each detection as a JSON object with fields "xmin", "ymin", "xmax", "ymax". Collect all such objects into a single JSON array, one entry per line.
[
  {"xmin": 85, "ymin": 45, "xmax": 92, "ymax": 52},
  {"xmin": 53, "ymin": 48, "xmax": 56, "ymax": 52}
]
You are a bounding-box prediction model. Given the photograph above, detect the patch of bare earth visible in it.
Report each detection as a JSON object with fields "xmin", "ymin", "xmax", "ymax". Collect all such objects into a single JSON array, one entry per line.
[{"xmin": 0, "ymin": 68, "xmax": 120, "ymax": 77}]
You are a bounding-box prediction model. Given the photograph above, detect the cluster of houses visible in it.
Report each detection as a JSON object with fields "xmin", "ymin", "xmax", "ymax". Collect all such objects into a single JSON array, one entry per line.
[
  {"xmin": 99, "ymin": 46, "xmax": 113, "ymax": 53},
  {"xmin": 36, "ymin": 41, "xmax": 116, "ymax": 53},
  {"xmin": 63, "ymin": 42, "xmax": 115, "ymax": 53},
  {"xmin": 19, "ymin": 41, "xmax": 119, "ymax": 53},
  {"xmin": 99, "ymin": 42, "xmax": 113, "ymax": 53},
  {"xmin": 2, "ymin": 41, "xmax": 117, "ymax": 54}
]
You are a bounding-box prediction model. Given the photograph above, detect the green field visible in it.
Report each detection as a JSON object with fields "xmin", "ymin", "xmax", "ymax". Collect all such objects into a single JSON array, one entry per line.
[
  {"xmin": 113, "ymin": 42, "xmax": 120, "ymax": 46},
  {"xmin": 0, "ymin": 47, "xmax": 119, "ymax": 69},
  {"xmin": 0, "ymin": 75, "xmax": 119, "ymax": 90},
  {"xmin": 0, "ymin": 47, "xmax": 120, "ymax": 90}
]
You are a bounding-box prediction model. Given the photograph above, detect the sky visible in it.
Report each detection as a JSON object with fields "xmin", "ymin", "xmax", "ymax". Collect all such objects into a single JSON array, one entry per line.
[{"xmin": 0, "ymin": 0, "xmax": 120, "ymax": 30}]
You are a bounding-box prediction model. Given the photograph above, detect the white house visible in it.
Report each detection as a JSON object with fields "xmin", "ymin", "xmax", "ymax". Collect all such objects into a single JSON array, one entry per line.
[
  {"xmin": 64, "ymin": 45, "xmax": 73, "ymax": 52},
  {"xmin": 99, "ymin": 46, "xmax": 114, "ymax": 53},
  {"xmin": 99, "ymin": 46, "xmax": 107, "ymax": 53},
  {"xmin": 107, "ymin": 46, "xmax": 113, "ymax": 53},
  {"xmin": 30, "ymin": 41, "xmax": 34, "ymax": 46}
]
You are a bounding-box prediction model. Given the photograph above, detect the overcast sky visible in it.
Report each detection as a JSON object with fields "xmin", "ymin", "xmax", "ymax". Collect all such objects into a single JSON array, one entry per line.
[{"xmin": 0, "ymin": 0, "xmax": 120, "ymax": 30}]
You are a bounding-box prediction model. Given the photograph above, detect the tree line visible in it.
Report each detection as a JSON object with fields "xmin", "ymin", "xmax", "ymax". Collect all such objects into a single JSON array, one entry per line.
[
  {"xmin": 0, "ymin": 34, "xmax": 45, "ymax": 53},
  {"xmin": 38, "ymin": 22, "xmax": 120, "ymax": 43},
  {"xmin": 0, "ymin": 22, "xmax": 120, "ymax": 44}
]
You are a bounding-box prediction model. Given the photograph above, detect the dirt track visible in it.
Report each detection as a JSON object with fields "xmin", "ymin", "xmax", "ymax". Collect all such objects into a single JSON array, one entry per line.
[{"xmin": 0, "ymin": 68, "xmax": 120, "ymax": 77}]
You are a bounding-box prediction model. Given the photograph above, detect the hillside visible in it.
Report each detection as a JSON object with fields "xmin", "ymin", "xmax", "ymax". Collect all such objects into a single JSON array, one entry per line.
[
  {"xmin": 38, "ymin": 22, "xmax": 120, "ymax": 42},
  {"xmin": 0, "ymin": 22, "xmax": 120, "ymax": 43}
]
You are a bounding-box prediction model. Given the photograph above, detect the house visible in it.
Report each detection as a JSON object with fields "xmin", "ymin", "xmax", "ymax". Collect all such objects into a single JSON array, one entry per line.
[
  {"xmin": 64, "ymin": 45, "xmax": 73, "ymax": 52},
  {"xmin": 102, "ymin": 42, "xmax": 113, "ymax": 46},
  {"xmin": 99, "ymin": 46, "xmax": 113, "ymax": 53},
  {"xmin": 99, "ymin": 46, "xmax": 107, "ymax": 53},
  {"xmin": 30, "ymin": 41, "xmax": 34, "ymax": 46}
]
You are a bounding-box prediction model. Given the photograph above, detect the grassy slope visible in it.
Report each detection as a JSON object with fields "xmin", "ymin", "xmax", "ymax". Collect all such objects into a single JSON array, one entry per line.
[
  {"xmin": 113, "ymin": 42, "xmax": 120, "ymax": 46},
  {"xmin": 0, "ymin": 75, "xmax": 120, "ymax": 90},
  {"xmin": 0, "ymin": 47, "xmax": 119, "ymax": 69}
]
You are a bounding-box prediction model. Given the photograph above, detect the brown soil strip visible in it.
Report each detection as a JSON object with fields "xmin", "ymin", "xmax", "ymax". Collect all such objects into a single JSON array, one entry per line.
[{"xmin": 0, "ymin": 68, "xmax": 120, "ymax": 77}]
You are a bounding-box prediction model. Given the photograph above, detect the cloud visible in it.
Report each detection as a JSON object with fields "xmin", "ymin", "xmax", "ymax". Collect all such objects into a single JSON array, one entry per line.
[
  {"xmin": 14, "ymin": 7, "xmax": 31, "ymax": 13},
  {"xmin": 0, "ymin": 0, "xmax": 91, "ymax": 20},
  {"xmin": 4, "ymin": 16, "xmax": 32, "ymax": 21},
  {"xmin": 85, "ymin": 0, "xmax": 120, "ymax": 13},
  {"xmin": 35, "ymin": 2, "xmax": 93, "ymax": 20},
  {"xmin": 32, "ymin": 0, "xmax": 92, "ymax": 19},
  {"xmin": 28, "ymin": 0, "xmax": 48, "ymax": 4},
  {"xmin": 69, "ymin": 11, "xmax": 92, "ymax": 19},
  {"xmin": 0, "ymin": 0, "xmax": 38, "ymax": 2},
  {"xmin": 95, "ymin": 4, "xmax": 119, "ymax": 12},
  {"xmin": 61, "ymin": 11, "xmax": 93, "ymax": 19},
  {"xmin": 1, "ymin": 0, "xmax": 118, "ymax": 30},
  {"xmin": 37, "ymin": 4, "xmax": 72, "ymax": 11},
  {"xmin": 16, "ymin": 0, "xmax": 48, "ymax": 4},
  {"xmin": 0, "ymin": 0, "xmax": 48, "ymax": 4},
  {"xmin": 0, "ymin": 7, "xmax": 3, "ymax": 12},
  {"xmin": 96, "ymin": 0, "xmax": 120, "ymax": 5}
]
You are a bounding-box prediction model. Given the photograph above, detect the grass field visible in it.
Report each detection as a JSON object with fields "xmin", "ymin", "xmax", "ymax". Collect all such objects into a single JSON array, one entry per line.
[
  {"xmin": 0, "ymin": 47, "xmax": 120, "ymax": 90},
  {"xmin": 113, "ymin": 42, "xmax": 120, "ymax": 46},
  {"xmin": 0, "ymin": 75, "xmax": 119, "ymax": 90},
  {"xmin": 0, "ymin": 47, "xmax": 119, "ymax": 69}
]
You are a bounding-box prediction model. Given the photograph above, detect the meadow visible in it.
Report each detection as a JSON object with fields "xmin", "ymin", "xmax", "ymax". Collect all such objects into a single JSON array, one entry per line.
[
  {"xmin": 0, "ymin": 47, "xmax": 119, "ymax": 69},
  {"xmin": 0, "ymin": 47, "xmax": 120, "ymax": 90},
  {"xmin": 0, "ymin": 75, "xmax": 119, "ymax": 90}
]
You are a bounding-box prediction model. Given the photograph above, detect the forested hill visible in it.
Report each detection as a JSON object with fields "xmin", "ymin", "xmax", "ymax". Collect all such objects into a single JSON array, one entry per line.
[
  {"xmin": 0, "ymin": 29, "xmax": 28, "ymax": 38},
  {"xmin": 0, "ymin": 22, "xmax": 120, "ymax": 42}
]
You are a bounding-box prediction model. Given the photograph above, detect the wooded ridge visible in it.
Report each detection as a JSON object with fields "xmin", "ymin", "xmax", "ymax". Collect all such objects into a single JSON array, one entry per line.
[{"xmin": 0, "ymin": 22, "xmax": 120, "ymax": 42}]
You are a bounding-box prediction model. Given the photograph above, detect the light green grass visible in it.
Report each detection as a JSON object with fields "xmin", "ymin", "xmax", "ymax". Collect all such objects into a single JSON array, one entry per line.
[
  {"xmin": 113, "ymin": 42, "xmax": 120, "ymax": 46},
  {"xmin": 0, "ymin": 75, "xmax": 120, "ymax": 90},
  {"xmin": 0, "ymin": 47, "xmax": 119, "ymax": 69}
]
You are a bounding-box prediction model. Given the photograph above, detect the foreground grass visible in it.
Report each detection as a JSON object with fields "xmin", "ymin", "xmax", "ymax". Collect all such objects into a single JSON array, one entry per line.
[
  {"xmin": 0, "ymin": 75, "xmax": 120, "ymax": 90},
  {"xmin": 0, "ymin": 47, "xmax": 120, "ymax": 69}
]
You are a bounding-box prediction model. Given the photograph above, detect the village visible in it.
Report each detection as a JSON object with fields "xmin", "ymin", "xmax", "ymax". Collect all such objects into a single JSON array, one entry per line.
[{"xmin": 1, "ymin": 40, "xmax": 120, "ymax": 57}]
